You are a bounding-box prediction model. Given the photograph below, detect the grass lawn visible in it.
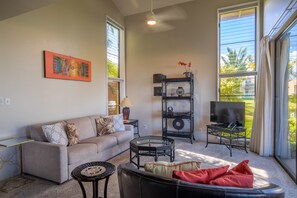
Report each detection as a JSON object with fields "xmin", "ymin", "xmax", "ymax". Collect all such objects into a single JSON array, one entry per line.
[{"xmin": 244, "ymin": 99, "xmax": 254, "ymax": 138}]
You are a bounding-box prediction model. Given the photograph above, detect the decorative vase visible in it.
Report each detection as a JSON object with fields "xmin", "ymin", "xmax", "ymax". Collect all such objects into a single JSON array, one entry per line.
[
  {"xmin": 176, "ymin": 87, "xmax": 185, "ymax": 97},
  {"xmin": 122, "ymin": 107, "xmax": 130, "ymax": 120},
  {"xmin": 183, "ymin": 72, "xmax": 192, "ymax": 78}
]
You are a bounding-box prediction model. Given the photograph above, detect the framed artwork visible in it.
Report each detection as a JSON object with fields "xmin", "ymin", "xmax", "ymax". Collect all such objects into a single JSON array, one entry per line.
[{"xmin": 44, "ymin": 51, "xmax": 91, "ymax": 82}]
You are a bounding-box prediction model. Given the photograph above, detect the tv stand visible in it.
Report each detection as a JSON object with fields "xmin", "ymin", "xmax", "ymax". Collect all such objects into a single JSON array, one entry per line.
[
  {"xmin": 211, "ymin": 123, "xmax": 227, "ymax": 127},
  {"xmin": 205, "ymin": 125, "xmax": 248, "ymax": 157}
]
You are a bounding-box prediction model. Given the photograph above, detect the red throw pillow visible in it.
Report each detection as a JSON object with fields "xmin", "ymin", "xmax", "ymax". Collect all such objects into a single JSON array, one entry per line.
[
  {"xmin": 209, "ymin": 160, "xmax": 254, "ymax": 188},
  {"xmin": 229, "ymin": 160, "xmax": 253, "ymax": 175},
  {"xmin": 172, "ymin": 165, "xmax": 229, "ymax": 184}
]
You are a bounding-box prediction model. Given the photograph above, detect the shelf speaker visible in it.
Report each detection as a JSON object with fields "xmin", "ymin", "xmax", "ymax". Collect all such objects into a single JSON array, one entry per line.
[
  {"xmin": 154, "ymin": 87, "xmax": 162, "ymax": 96},
  {"xmin": 153, "ymin": 74, "xmax": 166, "ymax": 83}
]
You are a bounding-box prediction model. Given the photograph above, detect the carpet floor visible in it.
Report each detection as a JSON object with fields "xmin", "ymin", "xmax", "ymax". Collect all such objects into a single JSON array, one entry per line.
[{"xmin": 0, "ymin": 140, "xmax": 296, "ymax": 198}]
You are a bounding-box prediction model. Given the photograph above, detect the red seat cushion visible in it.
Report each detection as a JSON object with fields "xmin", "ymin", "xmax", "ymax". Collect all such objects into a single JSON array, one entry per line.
[
  {"xmin": 172, "ymin": 165, "xmax": 229, "ymax": 184},
  {"xmin": 209, "ymin": 160, "xmax": 254, "ymax": 188}
]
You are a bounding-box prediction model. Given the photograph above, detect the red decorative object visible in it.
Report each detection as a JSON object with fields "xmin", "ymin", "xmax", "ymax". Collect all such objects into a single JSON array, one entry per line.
[
  {"xmin": 172, "ymin": 165, "xmax": 229, "ymax": 184},
  {"xmin": 209, "ymin": 160, "xmax": 254, "ymax": 188},
  {"xmin": 122, "ymin": 107, "xmax": 130, "ymax": 120},
  {"xmin": 178, "ymin": 61, "xmax": 191, "ymax": 72},
  {"xmin": 44, "ymin": 51, "xmax": 91, "ymax": 82},
  {"xmin": 120, "ymin": 96, "xmax": 133, "ymax": 120}
]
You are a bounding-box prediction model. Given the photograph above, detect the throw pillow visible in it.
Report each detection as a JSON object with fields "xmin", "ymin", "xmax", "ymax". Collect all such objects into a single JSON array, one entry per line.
[
  {"xmin": 112, "ymin": 114, "xmax": 125, "ymax": 132},
  {"xmin": 144, "ymin": 161, "xmax": 201, "ymax": 178},
  {"xmin": 41, "ymin": 122, "xmax": 68, "ymax": 146},
  {"xmin": 65, "ymin": 123, "xmax": 79, "ymax": 146},
  {"xmin": 209, "ymin": 160, "xmax": 254, "ymax": 188},
  {"xmin": 172, "ymin": 165, "xmax": 229, "ymax": 184},
  {"xmin": 95, "ymin": 116, "xmax": 115, "ymax": 136}
]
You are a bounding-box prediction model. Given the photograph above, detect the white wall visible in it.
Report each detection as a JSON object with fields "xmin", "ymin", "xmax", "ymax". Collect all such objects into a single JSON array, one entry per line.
[
  {"xmin": 125, "ymin": 0, "xmax": 254, "ymax": 139},
  {"xmin": 0, "ymin": 0, "xmax": 123, "ymax": 180},
  {"xmin": 263, "ymin": 0, "xmax": 292, "ymax": 35}
]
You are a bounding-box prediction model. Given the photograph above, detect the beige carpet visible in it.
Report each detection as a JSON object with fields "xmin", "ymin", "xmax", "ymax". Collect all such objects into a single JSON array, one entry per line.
[{"xmin": 0, "ymin": 140, "xmax": 296, "ymax": 198}]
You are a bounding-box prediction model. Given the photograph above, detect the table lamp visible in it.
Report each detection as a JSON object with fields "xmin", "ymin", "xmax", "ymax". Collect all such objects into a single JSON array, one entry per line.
[{"xmin": 120, "ymin": 96, "xmax": 133, "ymax": 120}]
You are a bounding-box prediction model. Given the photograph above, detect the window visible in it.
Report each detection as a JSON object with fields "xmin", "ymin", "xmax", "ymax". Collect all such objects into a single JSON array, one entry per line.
[
  {"xmin": 218, "ymin": 3, "xmax": 258, "ymax": 138},
  {"xmin": 106, "ymin": 18, "xmax": 125, "ymax": 115},
  {"xmin": 275, "ymin": 20, "xmax": 297, "ymax": 181}
]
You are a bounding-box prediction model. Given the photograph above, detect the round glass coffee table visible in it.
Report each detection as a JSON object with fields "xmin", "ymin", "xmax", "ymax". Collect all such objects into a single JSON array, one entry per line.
[
  {"xmin": 71, "ymin": 161, "xmax": 115, "ymax": 198},
  {"xmin": 130, "ymin": 136, "xmax": 175, "ymax": 169}
]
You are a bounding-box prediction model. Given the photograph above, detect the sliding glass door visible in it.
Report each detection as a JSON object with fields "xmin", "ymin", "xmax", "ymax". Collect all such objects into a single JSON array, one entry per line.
[{"xmin": 275, "ymin": 20, "xmax": 297, "ymax": 182}]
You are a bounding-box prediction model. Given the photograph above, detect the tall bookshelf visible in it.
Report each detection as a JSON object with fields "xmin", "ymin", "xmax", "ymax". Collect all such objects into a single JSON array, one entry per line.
[{"xmin": 161, "ymin": 74, "xmax": 194, "ymax": 143}]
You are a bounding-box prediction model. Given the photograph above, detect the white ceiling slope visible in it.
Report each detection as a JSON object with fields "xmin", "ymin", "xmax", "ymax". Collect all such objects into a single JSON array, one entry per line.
[
  {"xmin": 0, "ymin": 0, "xmax": 193, "ymax": 21},
  {"xmin": 112, "ymin": 0, "xmax": 194, "ymax": 16},
  {"xmin": 0, "ymin": 0, "xmax": 57, "ymax": 21}
]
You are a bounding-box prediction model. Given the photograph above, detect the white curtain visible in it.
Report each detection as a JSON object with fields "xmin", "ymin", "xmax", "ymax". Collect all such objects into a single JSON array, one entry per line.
[
  {"xmin": 277, "ymin": 34, "xmax": 291, "ymax": 158},
  {"xmin": 250, "ymin": 36, "xmax": 273, "ymax": 156}
]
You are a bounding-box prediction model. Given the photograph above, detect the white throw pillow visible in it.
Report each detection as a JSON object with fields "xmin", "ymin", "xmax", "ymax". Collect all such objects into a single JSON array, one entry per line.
[
  {"xmin": 42, "ymin": 122, "xmax": 68, "ymax": 146},
  {"xmin": 112, "ymin": 114, "xmax": 125, "ymax": 132}
]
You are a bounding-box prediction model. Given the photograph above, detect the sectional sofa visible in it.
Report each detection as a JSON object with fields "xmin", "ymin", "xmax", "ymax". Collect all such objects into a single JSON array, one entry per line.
[
  {"xmin": 118, "ymin": 163, "xmax": 285, "ymax": 198},
  {"xmin": 22, "ymin": 115, "xmax": 134, "ymax": 184}
]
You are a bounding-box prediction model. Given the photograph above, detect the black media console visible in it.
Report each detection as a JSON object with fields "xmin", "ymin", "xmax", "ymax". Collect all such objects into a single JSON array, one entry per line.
[{"xmin": 205, "ymin": 124, "xmax": 248, "ymax": 157}]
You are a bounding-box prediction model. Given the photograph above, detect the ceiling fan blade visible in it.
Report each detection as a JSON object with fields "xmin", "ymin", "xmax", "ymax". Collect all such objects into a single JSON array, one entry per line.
[{"xmin": 156, "ymin": 6, "xmax": 187, "ymax": 21}]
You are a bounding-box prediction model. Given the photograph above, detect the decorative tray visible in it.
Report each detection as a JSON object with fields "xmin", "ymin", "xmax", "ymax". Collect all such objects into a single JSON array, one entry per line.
[{"xmin": 81, "ymin": 166, "xmax": 106, "ymax": 177}]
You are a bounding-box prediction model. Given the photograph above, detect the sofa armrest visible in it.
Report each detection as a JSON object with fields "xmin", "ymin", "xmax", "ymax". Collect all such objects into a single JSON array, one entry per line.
[
  {"xmin": 22, "ymin": 141, "xmax": 68, "ymax": 184},
  {"xmin": 124, "ymin": 124, "xmax": 134, "ymax": 134}
]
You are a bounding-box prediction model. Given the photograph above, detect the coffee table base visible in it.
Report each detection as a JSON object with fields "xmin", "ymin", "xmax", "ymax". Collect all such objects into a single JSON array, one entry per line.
[
  {"xmin": 129, "ymin": 136, "xmax": 175, "ymax": 169},
  {"xmin": 130, "ymin": 150, "xmax": 174, "ymax": 169}
]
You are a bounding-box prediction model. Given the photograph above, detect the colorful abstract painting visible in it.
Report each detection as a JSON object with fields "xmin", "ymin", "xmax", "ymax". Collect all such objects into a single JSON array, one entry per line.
[{"xmin": 44, "ymin": 51, "xmax": 91, "ymax": 82}]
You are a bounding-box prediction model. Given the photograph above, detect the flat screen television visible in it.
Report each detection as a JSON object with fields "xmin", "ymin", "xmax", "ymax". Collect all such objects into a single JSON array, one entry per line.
[{"xmin": 210, "ymin": 101, "xmax": 245, "ymax": 126}]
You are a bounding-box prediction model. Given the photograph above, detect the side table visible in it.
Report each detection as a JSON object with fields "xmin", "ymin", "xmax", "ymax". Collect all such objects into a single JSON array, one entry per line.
[
  {"xmin": 71, "ymin": 161, "xmax": 116, "ymax": 198},
  {"xmin": 0, "ymin": 137, "xmax": 34, "ymax": 173},
  {"xmin": 124, "ymin": 119, "xmax": 140, "ymax": 137}
]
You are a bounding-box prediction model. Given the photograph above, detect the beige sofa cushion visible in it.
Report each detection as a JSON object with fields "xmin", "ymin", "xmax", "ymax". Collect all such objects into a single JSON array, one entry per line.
[
  {"xmin": 80, "ymin": 135, "xmax": 117, "ymax": 152},
  {"xmin": 65, "ymin": 117, "xmax": 96, "ymax": 140},
  {"xmin": 110, "ymin": 131, "xmax": 133, "ymax": 144},
  {"xmin": 88, "ymin": 115, "xmax": 101, "ymax": 133},
  {"xmin": 67, "ymin": 143, "xmax": 97, "ymax": 164}
]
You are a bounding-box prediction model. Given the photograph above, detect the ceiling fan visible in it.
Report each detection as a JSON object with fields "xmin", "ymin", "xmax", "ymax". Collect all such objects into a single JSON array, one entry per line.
[
  {"xmin": 146, "ymin": 0, "xmax": 157, "ymax": 25},
  {"xmin": 145, "ymin": 0, "xmax": 187, "ymax": 32}
]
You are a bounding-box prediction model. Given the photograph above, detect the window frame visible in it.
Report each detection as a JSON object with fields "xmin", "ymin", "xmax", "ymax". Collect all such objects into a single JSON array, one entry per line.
[
  {"xmin": 106, "ymin": 17, "xmax": 125, "ymax": 115},
  {"xmin": 274, "ymin": 18, "xmax": 297, "ymax": 184},
  {"xmin": 217, "ymin": 1, "xmax": 259, "ymax": 100},
  {"xmin": 216, "ymin": 2, "xmax": 259, "ymax": 138},
  {"xmin": 216, "ymin": 1, "xmax": 260, "ymax": 101}
]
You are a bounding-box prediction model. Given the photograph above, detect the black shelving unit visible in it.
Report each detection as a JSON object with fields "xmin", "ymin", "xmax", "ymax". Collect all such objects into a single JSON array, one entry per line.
[{"xmin": 161, "ymin": 74, "xmax": 194, "ymax": 143}]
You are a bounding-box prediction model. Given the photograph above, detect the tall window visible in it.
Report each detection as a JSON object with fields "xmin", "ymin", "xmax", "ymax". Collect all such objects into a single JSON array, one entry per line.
[
  {"xmin": 107, "ymin": 19, "xmax": 125, "ymax": 115},
  {"xmin": 275, "ymin": 20, "xmax": 297, "ymax": 181},
  {"xmin": 218, "ymin": 4, "xmax": 257, "ymax": 138}
]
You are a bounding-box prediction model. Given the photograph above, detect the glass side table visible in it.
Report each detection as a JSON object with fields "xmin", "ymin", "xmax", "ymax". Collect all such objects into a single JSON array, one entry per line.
[
  {"xmin": 0, "ymin": 137, "xmax": 34, "ymax": 173},
  {"xmin": 0, "ymin": 137, "xmax": 34, "ymax": 147}
]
